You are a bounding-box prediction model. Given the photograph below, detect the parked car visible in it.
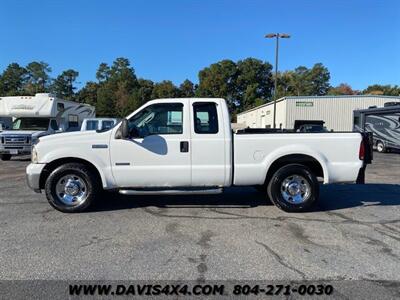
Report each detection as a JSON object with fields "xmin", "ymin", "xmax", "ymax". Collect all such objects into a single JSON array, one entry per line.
[
  {"xmin": 80, "ymin": 118, "xmax": 119, "ymax": 131},
  {"xmin": 27, "ymin": 98, "xmax": 372, "ymax": 213},
  {"xmin": 0, "ymin": 93, "xmax": 95, "ymax": 160}
]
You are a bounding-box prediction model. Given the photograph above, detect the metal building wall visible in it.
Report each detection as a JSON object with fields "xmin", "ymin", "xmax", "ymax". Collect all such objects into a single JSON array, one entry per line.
[
  {"xmin": 237, "ymin": 95, "xmax": 400, "ymax": 131},
  {"xmin": 285, "ymin": 96, "xmax": 400, "ymax": 131}
]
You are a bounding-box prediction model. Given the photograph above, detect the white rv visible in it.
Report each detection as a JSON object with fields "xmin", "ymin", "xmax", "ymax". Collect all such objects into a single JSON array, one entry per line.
[{"xmin": 0, "ymin": 93, "xmax": 95, "ymax": 160}]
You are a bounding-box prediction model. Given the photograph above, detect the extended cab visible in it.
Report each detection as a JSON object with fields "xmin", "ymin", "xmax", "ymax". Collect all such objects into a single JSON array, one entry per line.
[{"xmin": 26, "ymin": 98, "xmax": 372, "ymax": 213}]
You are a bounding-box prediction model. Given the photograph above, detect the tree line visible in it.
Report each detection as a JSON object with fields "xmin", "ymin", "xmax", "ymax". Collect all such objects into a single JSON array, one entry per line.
[{"xmin": 0, "ymin": 58, "xmax": 399, "ymax": 118}]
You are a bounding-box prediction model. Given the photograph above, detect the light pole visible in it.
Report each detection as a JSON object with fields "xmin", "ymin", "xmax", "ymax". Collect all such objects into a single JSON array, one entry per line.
[{"xmin": 265, "ymin": 33, "xmax": 290, "ymax": 129}]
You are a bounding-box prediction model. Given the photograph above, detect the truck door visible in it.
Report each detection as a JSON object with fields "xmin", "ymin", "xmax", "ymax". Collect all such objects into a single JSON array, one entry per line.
[
  {"xmin": 190, "ymin": 100, "xmax": 226, "ymax": 186},
  {"xmin": 109, "ymin": 101, "xmax": 191, "ymax": 187}
]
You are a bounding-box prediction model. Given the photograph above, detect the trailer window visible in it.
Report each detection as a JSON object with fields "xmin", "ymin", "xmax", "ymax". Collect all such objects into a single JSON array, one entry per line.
[
  {"xmin": 193, "ymin": 102, "xmax": 219, "ymax": 134},
  {"xmin": 57, "ymin": 103, "xmax": 65, "ymax": 111},
  {"xmin": 68, "ymin": 115, "xmax": 79, "ymax": 128}
]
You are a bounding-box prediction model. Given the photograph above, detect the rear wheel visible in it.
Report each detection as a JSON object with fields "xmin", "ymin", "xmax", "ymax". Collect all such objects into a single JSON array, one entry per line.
[
  {"xmin": 267, "ymin": 164, "xmax": 319, "ymax": 212},
  {"xmin": 45, "ymin": 163, "xmax": 100, "ymax": 213},
  {"xmin": 376, "ymin": 141, "xmax": 386, "ymax": 153},
  {"xmin": 0, "ymin": 154, "xmax": 12, "ymax": 161}
]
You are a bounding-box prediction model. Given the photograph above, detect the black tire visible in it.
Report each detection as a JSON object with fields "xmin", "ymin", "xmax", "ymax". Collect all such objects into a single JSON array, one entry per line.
[
  {"xmin": 376, "ymin": 141, "xmax": 386, "ymax": 153},
  {"xmin": 0, "ymin": 154, "xmax": 12, "ymax": 161},
  {"xmin": 267, "ymin": 164, "xmax": 319, "ymax": 213},
  {"xmin": 45, "ymin": 163, "xmax": 100, "ymax": 213}
]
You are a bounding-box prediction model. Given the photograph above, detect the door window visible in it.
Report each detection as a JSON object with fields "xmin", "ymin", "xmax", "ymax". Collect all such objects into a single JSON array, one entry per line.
[
  {"xmin": 128, "ymin": 103, "xmax": 183, "ymax": 137},
  {"xmin": 193, "ymin": 102, "xmax": 219, "ymax": 134}
]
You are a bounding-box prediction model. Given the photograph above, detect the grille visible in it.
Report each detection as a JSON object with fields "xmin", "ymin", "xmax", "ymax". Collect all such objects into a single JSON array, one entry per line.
[{"xmin": 3, "ymin": 135, "xmax": 30, "ymax": 145}]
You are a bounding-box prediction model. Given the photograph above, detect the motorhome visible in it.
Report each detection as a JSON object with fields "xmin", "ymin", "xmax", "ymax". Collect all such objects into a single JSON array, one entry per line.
[
  {"xmin": 353, "ymin": 103, "xmax": 400, "ymax": 152},
  {"xmin": 0, "ymin": 93, "xmax": 95, "ymax": 160}
]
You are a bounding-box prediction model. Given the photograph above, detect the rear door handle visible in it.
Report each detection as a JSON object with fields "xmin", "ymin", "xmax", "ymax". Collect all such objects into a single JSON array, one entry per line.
[{"xmin": 180, "ymin": 141, "xmax": 189, "ymax": 152}]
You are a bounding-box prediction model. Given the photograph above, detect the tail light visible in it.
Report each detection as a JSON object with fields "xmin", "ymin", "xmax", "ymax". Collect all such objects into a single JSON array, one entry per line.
[{"xmin": 359, "ymin": 140, "xmax": 365, "ymax": 161}]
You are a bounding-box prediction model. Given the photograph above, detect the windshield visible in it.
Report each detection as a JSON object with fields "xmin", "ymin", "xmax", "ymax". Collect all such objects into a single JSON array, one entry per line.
[{"xmin": 12, "ymin": 118, "xmax": 50, "ymax": 131}]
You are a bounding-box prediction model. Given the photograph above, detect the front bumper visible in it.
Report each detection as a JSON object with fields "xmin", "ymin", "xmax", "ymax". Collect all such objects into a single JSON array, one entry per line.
[
  {"xmin": 0, "ymin": 146, "xmax": 32, "ymax": 155},
  {"xmin": 26, "ymin": 163, "xmax": 46, "ymax": 193}
]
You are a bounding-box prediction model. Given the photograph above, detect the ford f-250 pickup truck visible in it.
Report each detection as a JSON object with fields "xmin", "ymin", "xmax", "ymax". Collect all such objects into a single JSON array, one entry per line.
[{"xmin": 26, "ymin": 98, "xmax": 372, "ymax": 213}]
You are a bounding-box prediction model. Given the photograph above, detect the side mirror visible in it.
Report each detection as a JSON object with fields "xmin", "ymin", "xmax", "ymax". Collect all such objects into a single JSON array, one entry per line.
[{"xmin": 121, "ymin": 119, "xmax": 129, "ymax": 139}]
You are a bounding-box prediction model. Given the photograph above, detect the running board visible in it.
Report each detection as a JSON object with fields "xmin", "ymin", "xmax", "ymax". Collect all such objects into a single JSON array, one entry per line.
[{"xmin": 119, "ymin": 188, "xmax": 223, "ymax": 196}]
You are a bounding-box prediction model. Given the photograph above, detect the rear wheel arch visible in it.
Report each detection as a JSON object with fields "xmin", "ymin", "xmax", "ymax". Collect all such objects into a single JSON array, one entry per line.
[
  {"xmin": 39, "ymin": 157, "xmax": 103, "ymax": 190},
  {"xmin": 264, "ymin": 154, "xmax": 325, "ymax": 186}
]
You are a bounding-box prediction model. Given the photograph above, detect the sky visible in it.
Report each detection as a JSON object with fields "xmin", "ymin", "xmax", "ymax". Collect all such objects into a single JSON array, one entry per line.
[{"xmin": 0, "ymin": 0, "xmax": 399, "ymax": 90}]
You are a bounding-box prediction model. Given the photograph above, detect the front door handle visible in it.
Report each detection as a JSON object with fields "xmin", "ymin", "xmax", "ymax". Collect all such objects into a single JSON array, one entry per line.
[{"xmin": 180, "ymin": 141, "xmax": 189, "ymax": 152}]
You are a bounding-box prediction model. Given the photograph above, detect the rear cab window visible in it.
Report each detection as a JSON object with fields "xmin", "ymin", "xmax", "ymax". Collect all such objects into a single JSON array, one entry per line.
[{"xmin": 193, "ymin": 102, "xmax": 219, "ymax": 134}]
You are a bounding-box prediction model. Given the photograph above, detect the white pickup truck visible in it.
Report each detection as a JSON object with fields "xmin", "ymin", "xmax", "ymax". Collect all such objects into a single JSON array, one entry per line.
[{"xmin": 26, "ymin": 98, "xmax": 372, "ymax": 213}]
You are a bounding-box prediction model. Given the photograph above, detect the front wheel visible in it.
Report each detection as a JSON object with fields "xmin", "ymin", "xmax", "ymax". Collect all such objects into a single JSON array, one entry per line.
[
  {"xmin": 0, "ymin": 154, "xmax": 12, "ymax": 161},
  {"xmin": 45, "ymin": 163, "xmax": 100, "ymax": 213},
  {"xmin": 267, "ymin": 164, "xmax": 319, "ymax": 212}
]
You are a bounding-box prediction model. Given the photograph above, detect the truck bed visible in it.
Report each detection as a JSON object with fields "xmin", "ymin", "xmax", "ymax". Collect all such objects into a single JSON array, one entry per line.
[{"xmin": 233, "ymin": 131, "xmax": 364, "ymax": 185}]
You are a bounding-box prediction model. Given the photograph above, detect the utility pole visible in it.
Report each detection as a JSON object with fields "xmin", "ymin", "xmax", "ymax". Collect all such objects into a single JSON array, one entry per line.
[{"xmin": 265, "ymin": 33, "xmax": 290, "ymax": 129}]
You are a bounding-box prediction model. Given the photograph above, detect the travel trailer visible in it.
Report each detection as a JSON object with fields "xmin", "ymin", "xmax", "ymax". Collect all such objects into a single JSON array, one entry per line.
[
  {"xmin": 0, "ymin": 93, "xmax": 95, "ymax": 160},
  {"xmin": 353, "ymin": 103, "xmax": 400, "ymax": 153}
]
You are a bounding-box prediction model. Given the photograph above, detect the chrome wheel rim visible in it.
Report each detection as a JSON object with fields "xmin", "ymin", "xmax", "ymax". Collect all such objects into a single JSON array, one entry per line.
[
  {"xmin": 281, "ymin": 175, "xmax": 311, "ymax": 204},
  {"xmin": 377, "ymin": 143, "xmax": 383, "ymax": 152},
  {"xmin": 55, "ymin": 174, "xmax": 88, "ymax": 206}
]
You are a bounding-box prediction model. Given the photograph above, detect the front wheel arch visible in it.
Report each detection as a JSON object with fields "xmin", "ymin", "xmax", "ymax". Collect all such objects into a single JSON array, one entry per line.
[{"xmin": 39, "ymin": 157, "xmax": 103, "ymax": 190}]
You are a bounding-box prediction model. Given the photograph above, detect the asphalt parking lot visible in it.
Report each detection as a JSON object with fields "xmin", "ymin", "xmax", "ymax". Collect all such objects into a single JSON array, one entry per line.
[{"xmin": 0, "ymin": 153, "xmax": 399, "ymax": 281}]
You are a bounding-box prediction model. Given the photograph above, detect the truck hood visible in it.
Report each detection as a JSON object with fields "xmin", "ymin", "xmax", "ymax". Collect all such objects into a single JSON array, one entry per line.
[
  {"xmin": 39, "ymin": 130, "xmax": 110, "ymax": 142},
  {"xmin": 35, "ymin": 130, "xmax": 112, "ymax": 162},
  {"xmin": 0, "ymin": 130, "xmax": 47, "ymax": 137}
]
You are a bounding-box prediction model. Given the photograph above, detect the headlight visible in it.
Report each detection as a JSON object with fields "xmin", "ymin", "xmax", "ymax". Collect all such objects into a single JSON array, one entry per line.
[{"xmin": 31, "ymin": 145, "xmax": 38, "ymax": 163}]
